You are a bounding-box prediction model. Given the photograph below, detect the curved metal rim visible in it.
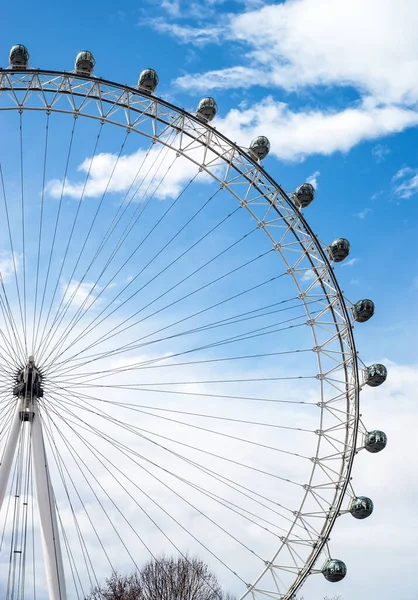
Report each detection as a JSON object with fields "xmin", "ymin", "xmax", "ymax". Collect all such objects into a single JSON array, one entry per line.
[{"xmin": 0, "ymin": 68, "xmax": 360, "ymax": 599}]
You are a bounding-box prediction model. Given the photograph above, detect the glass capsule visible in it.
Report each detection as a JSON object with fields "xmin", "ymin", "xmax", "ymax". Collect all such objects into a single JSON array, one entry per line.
[
  {"xmin": 9, "ymin": 44, "xmax": 29, "ymax": 68},
  {"xmin": 323, "ymin": 559, "xmax": 347, "ymax": 582},
  {"xmin": 365, "ymin": 430, "xmax": 387, "ymax": 453},
  {"xmin": 352, "ymin": 299, "xmax": 374, "ymax": 323},
  {"xmin": 249, "ymin": 136, "xmax": 270, "ymax": 160},
  {"xmin": 329, "ymin": 238, "xmax": 350, "ymax": 262},
  {"xmin": 75, "ymin": 51, "xmax": 95, "ymax": 75},
  {"xmin": 366, "ymin": 363, "xmax": 387, "ymax": 387},
  {"xmin": 138, "ymin": 68, "xmax": 159, "ymax": 93},
  {"xmin": 350, "ymin": 496, "xmax": 374, "ymax": 519},
  {"xmin": 293, "ymin": 183, "xmax": 315, "ymax": 208},
  {"xmin": 196, "ymin": 97, "xmax": 218, "ymax": 122}
]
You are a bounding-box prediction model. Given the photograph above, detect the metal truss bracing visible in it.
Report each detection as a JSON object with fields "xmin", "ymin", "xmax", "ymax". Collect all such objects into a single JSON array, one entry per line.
[{"xmin": 0, "ymin": 69, "xmax": 361, "ymax": 600}]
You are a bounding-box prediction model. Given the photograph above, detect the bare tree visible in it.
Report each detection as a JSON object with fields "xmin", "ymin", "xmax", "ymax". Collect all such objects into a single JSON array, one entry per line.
[
  {"xmin": 85, "ymin": 555, "xmax": 235, "ymax": 600},
  {"xmin": 85, "ymin": 571, "xmax": 141, "ymax": 600},
  {"xmin": 298, "ymin": 596, "xmax": 342, "ymax": 600}
]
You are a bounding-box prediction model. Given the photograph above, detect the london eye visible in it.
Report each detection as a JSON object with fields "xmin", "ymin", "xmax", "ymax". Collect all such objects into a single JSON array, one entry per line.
[{"xmin": 0, "ymin": 45, "xmax": 387, "ymax": 600}]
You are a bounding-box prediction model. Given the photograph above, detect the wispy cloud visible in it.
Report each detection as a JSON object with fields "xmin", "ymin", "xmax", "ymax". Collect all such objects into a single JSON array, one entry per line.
[
  {"xmin": 0, "ymin": 251, "xmax": 20, "ymax": 282},
  {"xmin": 149, "ymin": 20, "xmax": 223, "ymax": 45},
  {"xmin": 306, "ymin": 170, "xmax": 320, "ymax": 189},
  {"xmin": 392, "ymin": 166, "xmax": 418, "ymax": 198},
  {"xmin": 154, "ymin": 0, "xmax": 418, "ymax": 162},
  {"xmin": 172, "ymin": 0, "xmax": 418, "ymax": 106},
  {"xmin": 372, "ymin": 143, "xmax": 390, "ymax": 163},
  {"xmin": 160, "ymin": 0, "xmax": 180, "ymax": 17},
  {"xmin": 356, "ymin": 207, "xmax": 373, "ymax": 219},
  {"xmin": 301, "ymin": 268, "xmax": 316, "ymax": 281},
  {"xmin": 371, "ymin": 190, "xmax": 384, "ymax": 201},
  {"xmin": 392, "ymin": 166, "xmax": 414, "ymax": 181},
  {"xmin": 61, "ymin": 280, "xmax": 101, "ymax": 310},
  {"xmin": 341, "ymin": 257, "xmax": 359, "ymax": 267}
]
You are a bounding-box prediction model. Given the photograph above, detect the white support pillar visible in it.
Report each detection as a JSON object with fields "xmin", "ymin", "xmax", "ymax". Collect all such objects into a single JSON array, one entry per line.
[
  {"xmin": 32, "ymin": 402, "xmax": 67, "ymax": 600},
  {"xmin": 0, "ymin": 402, "xmax": 21, "ymax": 511}
]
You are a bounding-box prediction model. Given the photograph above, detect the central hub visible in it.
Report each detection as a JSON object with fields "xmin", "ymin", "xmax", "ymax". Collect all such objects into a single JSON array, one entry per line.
[{"xmin": 12, "ymin": 356, "xmax": 44, "ymax": 421}]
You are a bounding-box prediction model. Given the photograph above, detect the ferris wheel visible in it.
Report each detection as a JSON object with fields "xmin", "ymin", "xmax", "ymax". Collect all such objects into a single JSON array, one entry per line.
[{"xmin": 0, "ymin": 44, "xmax": 388, "ymax": 600}]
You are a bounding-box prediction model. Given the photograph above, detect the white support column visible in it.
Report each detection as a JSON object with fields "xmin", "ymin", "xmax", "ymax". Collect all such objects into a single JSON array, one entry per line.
[
  {"xmin": 32, "ymin": 402, "xmax": 67, "ymax": 600},
  {"xmin": 0, "ymin": 402, "xmax": 21, "ymax": 511}
]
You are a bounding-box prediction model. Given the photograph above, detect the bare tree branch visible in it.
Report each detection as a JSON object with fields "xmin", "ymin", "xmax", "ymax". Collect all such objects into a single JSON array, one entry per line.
[{"xmin": 85, "ymin": 555, "xmax": 236, "ymax": 600}]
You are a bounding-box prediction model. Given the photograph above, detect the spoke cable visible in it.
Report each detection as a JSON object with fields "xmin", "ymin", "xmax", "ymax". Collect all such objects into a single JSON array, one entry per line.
[
  {"xmin": 33, "ymin": 117, "xmax": 78, "ymax": 353},
  {"xmin": 37, "ymin": 133, "xmax": 179, "ymax": 362}
]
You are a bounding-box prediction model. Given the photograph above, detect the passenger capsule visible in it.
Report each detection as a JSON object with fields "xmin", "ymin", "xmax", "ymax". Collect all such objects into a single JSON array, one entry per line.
[
  {"xmin": 350, "ymin": 496, "xmax": 374, "ymax": 519},
  {"xmin": 9, "ymin": 44, "xmax": 29, "ymax": 69},
  {"xmin": 249, "ymin": 136, "xmax": 270, "ymax": 161},
  {"xmin": 196, "ymin": 97, "xmax": 218, "ymax": 122},
  {"xmin": 75, "ymin": 51, "xmax": 95, "ymax": 76},
  {"xmin": 138, "ymin": 68, "xmax": 159, "ymax": 93},
  {"xmin": 322, "ymin": 559, "xmax": 347, "ymax": 583},
  {"xmin": 328, "ymin": 238, "xmax": 350, "ymax": 263},
  {"xmin": 365, "ymin": 430, "xmax": 387, "ymax": 453},
  {"xmin": 352, "ymin": 299, "xmax": 374, "ymax": 323},
  {"xmin": 365, "ymin": 363, "xmax": 387, "ymax": 387},
  {"xmin": 293, "ymin": 183, "xmax": 315, "ymax": 209}
]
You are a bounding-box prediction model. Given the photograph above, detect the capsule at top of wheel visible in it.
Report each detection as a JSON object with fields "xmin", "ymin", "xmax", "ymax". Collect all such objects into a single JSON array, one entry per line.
[
  {"xmin": 322, "ymin": 559, "xmax": 347, "ymax": 582},
  {"xmin": 196, "ymin": 97, "xmax": 218, "ymax": 122},
  {"xmin": 138, "ymin": 68, "xmax": 159, "ymax": 93},
  {"xmin": 75, "ymin": 51, "xmax": 95, "ymax": 76},
  {"xmin": 293, "ymin": 183, "xmax": 315, "ymax": 209},
  {"xmin": 249, "ymin": 136, "xmax": 270, "ymax": 161},
  {"xmin": 365, "ymin": 430, "xmax": 387, "ymax": 453},
  {"xmin": 365, "ymin": 363, "xmax": 387, "ymax": 387},
  {"xmin": 350, "ymin": 496, "xmax": 374, "ymax": 519},
  {"xmin": 328, "ymin": 238, "xmax": 350, "ymax": 262},
  {"xmin": 9, "ymin": 45, "xmax": 29, "ymax": 69},
  {"xmin": 352, "ymin": 298, "xmax": 374, "ymax": 323}
]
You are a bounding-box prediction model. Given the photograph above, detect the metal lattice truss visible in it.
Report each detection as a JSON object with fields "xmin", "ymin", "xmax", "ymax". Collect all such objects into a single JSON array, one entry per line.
[{"xmin": 0, "ymin": 69, "xmax": 363, "ymax": 600}]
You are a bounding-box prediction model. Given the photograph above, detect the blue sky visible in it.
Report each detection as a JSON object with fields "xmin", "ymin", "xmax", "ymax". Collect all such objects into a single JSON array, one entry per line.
[
  {"xmin": 3, "ymin": 0, "xmax": 417, "ymax": 357},
  {"xmin": 0, "ymin": 1, "xmax": 417, "ymax": 600}
]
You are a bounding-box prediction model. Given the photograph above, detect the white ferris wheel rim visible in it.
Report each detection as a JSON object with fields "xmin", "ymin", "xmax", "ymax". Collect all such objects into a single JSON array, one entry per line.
[{"xmin": 0, "ymin": 67, "xmax": 361, "ymax": 600}]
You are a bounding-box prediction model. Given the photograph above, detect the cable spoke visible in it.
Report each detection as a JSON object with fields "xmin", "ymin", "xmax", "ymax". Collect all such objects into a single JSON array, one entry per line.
[{"xmin": 0, "ymin": 69, "xmax": 362, "ymax": 600}]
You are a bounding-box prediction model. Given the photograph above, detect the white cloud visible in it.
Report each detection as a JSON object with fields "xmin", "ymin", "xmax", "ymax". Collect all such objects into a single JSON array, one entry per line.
[
  {"xmin": 0, "ymin": 251, "xmax": 19, "ymax": 282},
  {"xmin": 371, "ymin": 190, "xmax": 384, "ymax": 201},
  {"xmin": 300, "ymin": 268, "xmax": 316, "ymax": 281},
  {"xmin": 175, "ymin": 65, "xmax": 260, "ymax": 91},
  {"xmin": 395, "ymin": 175, "xmax": 418, "ymax": 198},
  {"xmin": 393, "ymin": 166, "xmax": 414, "ymax": 181},
  {"xmin": 216, "ymin": 97, "xmax": 418, "ymax": 161},
  {"xmin": 164, "ymin": 0, "xmax": 418, "ymax": 164},
  {"xmin": 151, "ymin": 21, "xmax": 223, "ymax": 45},
  {"xmin": 152, "ymin": 0, "xmax": 256, "ymax": 24},
  {"xmin": 0, "ymin": 252, "xmax": 416, "ymax": 600},
  {"xmin": 341, "ymin": 257, "xmax": 359, "ymax": 267},
  {"xmin": 61, "ymin": 280, "xmax": 101, "ymax": 310},
  {"xmin": 393, "ymin": 167, "xmax": 418, "ymax": 199},
  {"xmin": 160, "ymin": 0, "xmax": 181, "ymax": 17},
  {"xmin": 372, "ymin": 144, "xmax": 390, "ymax": 163},
  {"xmin": 306, "ymin": 170, "xmax": 320, "ymax": 189},
  {"xmin": 46, "ymin": 145, "xmax": 215, "ymax": 200},
  {"xmin": 164, "ymin": 0, "xmax": 418, "ymax": 162},
  {"xmin": 356, "ymin": 208, "xmax": 373, "ymax": 220},
  {"xmin": 175, "ymin": 0, "xmax": 418, "ymax": 106}
]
